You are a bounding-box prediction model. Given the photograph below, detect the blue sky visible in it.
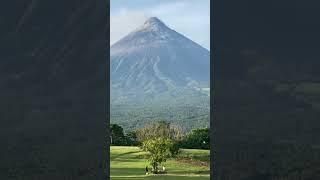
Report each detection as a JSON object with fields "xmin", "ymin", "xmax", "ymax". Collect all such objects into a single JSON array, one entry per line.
[{"xmin": 110, "ymin": 0, "xmax": 210, "ymax": 50}]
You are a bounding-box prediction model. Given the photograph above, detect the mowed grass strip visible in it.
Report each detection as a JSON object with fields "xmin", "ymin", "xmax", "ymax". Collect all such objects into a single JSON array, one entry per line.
[{"xmin": 110, "ymin": 146, "xmax": 210, "ymax": 180}]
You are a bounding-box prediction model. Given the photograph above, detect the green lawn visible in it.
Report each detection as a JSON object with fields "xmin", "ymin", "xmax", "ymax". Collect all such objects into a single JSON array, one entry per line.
[{"xmin": 110, "ymin": 146, "xmax": 210, "ymax": 180}]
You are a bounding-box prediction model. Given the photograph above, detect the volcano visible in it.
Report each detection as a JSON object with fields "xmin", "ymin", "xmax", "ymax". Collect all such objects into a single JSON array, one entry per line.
[{"xmin": 110, "ymin": 17, "xmax": 210, "ymax": 104}]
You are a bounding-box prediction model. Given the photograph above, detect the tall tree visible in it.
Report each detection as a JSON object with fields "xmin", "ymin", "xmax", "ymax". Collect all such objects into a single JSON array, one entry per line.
[{"xmin": 110, "ymin": 124, "xmax": 125, "ymax": 145}]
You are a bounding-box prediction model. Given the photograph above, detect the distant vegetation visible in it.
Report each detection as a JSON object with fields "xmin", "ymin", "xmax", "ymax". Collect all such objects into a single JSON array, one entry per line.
[{"xmin": 110, "ymin": 102, "xmax": 209, "ymax": 133}]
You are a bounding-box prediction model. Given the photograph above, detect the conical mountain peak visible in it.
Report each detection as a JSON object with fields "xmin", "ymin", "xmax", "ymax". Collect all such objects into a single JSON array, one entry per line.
[
  {"xmin": 111, "ymin": 17, "xmax": 176, "ymax": 49},
  {"xmin": 140, "ymin": 17, "xmax": 169, "ymax": 31},
  {"xmin": 144, "ymin": 17, "xmax": 165, "ymax": 26},
  {"xmin": 111, "ymin": 16, "xmax": 209, "ymax": 56}
]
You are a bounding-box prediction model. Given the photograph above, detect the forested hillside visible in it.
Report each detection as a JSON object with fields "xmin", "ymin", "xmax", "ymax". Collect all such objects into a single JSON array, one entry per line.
[{"xmin": 111, "ymin": 102, "xmax": 209, "ymax": 132}]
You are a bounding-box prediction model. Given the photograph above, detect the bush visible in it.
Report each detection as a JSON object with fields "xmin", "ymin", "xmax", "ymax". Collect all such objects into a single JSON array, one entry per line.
[{"xmin": 169, "ymin": 142, "xmax": 181, "ymax": 157}]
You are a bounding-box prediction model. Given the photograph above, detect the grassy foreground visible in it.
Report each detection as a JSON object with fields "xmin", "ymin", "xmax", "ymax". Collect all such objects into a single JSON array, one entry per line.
[{"xmin": 110, "ymin": 146, "xmax": 210, "ymax": 180}]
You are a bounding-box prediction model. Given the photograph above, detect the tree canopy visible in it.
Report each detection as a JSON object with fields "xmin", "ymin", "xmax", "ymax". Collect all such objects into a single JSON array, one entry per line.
[{"xmin": 136, "ymin": 121, "xmax": 184, "ymax": 142}]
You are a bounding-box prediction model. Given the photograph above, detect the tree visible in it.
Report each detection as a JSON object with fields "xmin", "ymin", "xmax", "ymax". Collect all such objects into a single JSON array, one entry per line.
[
  {"xmin": 182, "ymin": 128, "xmax": 210, "ymax": 149},
  {"xmin": 136, "ymin": 121, "xmax": 184, "ymax": 156},
  {"xmin": 126, "ymin": 130, "xmax": 137, "ymax": 141},
  {"xmin": 110, "ymin": 124, "xmax": 125, "ymax": 145},
  {"xmin": 124, "ymin": 130, "xmax": 139, "ymax": 146},
  {"xmin": 136, "ymin": 121, "xmax": 184, "ymax": 142},
  {"xmin": 141, "ymin": 137, "xmax": 174, "ymax": 173}
]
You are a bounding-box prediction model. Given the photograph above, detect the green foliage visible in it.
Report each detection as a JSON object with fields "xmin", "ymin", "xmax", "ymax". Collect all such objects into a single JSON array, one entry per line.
[
  {"xmin": 110, "ymin": 124, "xmax": 140, "ymax": 146},
  {"xmin": 110, "ymin": 103, "xmax": 209, "ymax": 132},
  {"xmin": 181, "ymin": 128, "xmax": 210, "ymax": 149},
  {"xmin": 124, "ymin": 131, "xmax": 140, "ymax": 146},
  {"xmin": 110, "ymin": 122, "xmax": 185, "ymax": 173},
  {"xmin": 110, "ymin": 124, "xmax": 125, "ymax": 145},
  {"xmin": 109, "ymin": 123, "xmax": 211, "ymax": 175},
  {"xmin": 141, "ymin": 138, "xmax": 174, "ymax": 173},
  {"xmin": 109, "ymin": 123, "xmax": 210, "ymax": 151},
  {"xmin": 169, "ymin": 142, "xmax": 181, "ymax": 157},
  {"xmin": 136, "ymin": 121, "xmax": 183, "ymax": 160}
]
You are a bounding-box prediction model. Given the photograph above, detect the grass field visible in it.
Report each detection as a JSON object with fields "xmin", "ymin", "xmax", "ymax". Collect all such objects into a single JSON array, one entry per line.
[{"xmin": 110, "ymin": 146, "xmax": 210, "ymax": 180}]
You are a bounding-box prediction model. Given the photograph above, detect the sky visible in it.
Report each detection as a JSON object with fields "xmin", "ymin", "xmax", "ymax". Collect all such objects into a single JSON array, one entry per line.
[{"xmin": 110, "ymin": 0, "xmax": 210, "ymax": 50}]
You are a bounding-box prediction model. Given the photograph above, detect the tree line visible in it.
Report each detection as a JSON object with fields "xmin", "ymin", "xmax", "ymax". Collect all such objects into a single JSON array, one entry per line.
[
  {"xmin": 110, "ymin": 121, "xmax": 209, "ymax": 174},
  {"xmin": 110, "ymin": 121, "xmax": 210, "ymax": 150}
]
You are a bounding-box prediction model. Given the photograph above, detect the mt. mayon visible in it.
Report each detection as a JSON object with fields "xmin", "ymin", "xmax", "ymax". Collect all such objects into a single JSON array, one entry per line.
[{"xmin": 111, "ymin": 17, "xmax": 210, "ymax": 105}]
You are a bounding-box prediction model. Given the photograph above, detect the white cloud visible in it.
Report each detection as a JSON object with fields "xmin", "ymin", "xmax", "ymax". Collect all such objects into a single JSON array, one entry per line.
[
  {"xmin": 110, "ymin": 1, "xmax": 210, "ymax": 50},
  {"xmin": 110, "ymin": 9, "xmax": 148, "ymax": 45}
]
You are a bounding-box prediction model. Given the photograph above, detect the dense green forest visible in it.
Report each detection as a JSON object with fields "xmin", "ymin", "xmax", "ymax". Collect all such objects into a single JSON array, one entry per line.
[{"xmin": 110, "ymin": 102, "xmax": 209, "ymax": 132}]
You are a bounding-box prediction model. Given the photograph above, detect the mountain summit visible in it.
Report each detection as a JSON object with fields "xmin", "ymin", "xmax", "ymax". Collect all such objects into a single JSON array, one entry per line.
[
  {"xmin": 111, "ymin": 17, "xmax": 210, "ymax": 104},
  {"xmin": 142, "ymin": 17, "xmax": 167, "ymax": 30},
  {"xmin": 111, "ymin": 17, "xmax": 180, "ymax": 51}
]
